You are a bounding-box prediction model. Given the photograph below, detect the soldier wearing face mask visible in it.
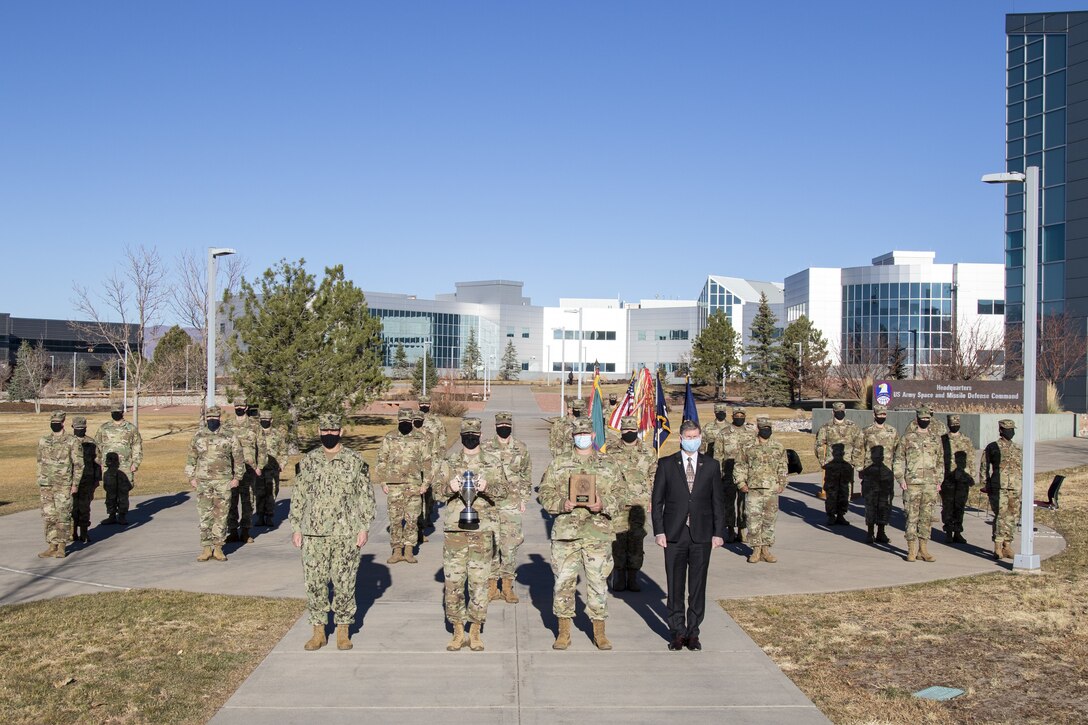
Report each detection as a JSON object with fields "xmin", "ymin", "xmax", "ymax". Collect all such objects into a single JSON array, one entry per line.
[
  {"xmin": 375, "ymin": 409, "xmax": 432, "ymax": 564},
  {"xmin": 940, "ymin": 414, "xmax": 975, "ymax": 544},
  {"xmin": 186, "ymin": 406, "xmax": 243, "ymax": 562},
  {"xmin": 95, "ymin": 403, "xmax": 142, "ymax": 525},
  {"xmin": 608, "ymin": 416, "xmax": 658, "ymax": 591},
  {"xmin": 735, "ymin": 417, "xmax": 787, "ymax": 563},
  {"xmin": 548, "ymin": 398, "xmax": 585, "ymax": 456},
  {"xmin": 70, "ymin": 416, "xmax": 100, "ymax": 543},
  {"xmin": 893, "ymin": 406, "xmax": 942, "ymax": 562},
  {"xmin": 37, "ymin": 411, "xmax": 83, "ymax": 559},
  {"xmin": 417, "ymin": 396, "xmax": 447, "ymax": 534},
  {"xmin": 860, "ymin": 405, "xmax": 898, "ymax": 543},
  {"xmin": 979, "ymin": 419, "xmax": 1022, "ymax": 560},
  {"xmin": 712, "ymin": 407, "xmax": 757, "ymax": 543},
  {"xmin": 700, "ymin": 403, "xmax": 729, "ymax": 458},
  {"xmin": 481, "ymin": 411, "xmax": 531, "ymax": 603},
  {"xmin": 814, "ymin": 402, "xmax": 861, "ymax": 516},
  {"xmin": 225, "ymin": 399, "xmax": 266, "ymax": 543},
  {"xmin": 256, "ymin": 409, "xmax": 288, "ymax": 527}
]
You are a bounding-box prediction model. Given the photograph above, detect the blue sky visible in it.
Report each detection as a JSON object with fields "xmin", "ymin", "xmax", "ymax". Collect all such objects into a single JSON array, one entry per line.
[{"xmin": 2, "ymin": 1, "xmax": 1084, "ymax": 321}]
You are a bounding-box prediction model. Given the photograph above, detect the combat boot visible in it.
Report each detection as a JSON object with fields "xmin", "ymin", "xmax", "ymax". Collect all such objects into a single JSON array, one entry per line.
[
  {"xmin": 103, "ymin": 515, "xmax": 117, "ymax": 525},
  {"xmin": 1002, "ymin": 542, "xmax": 1015, "ymax": 559},
  {"xmin": 402, "ymin": 546, "xmax": 417, "ymax": 564},
  {"xmin": 241, "ymin": 528, "xmax": 253, "ymax": 543},
  {"xmin": 212, "ymin": 546, "xmax": 228, "ymax": 561},
  {"xmin": 993, "ymin": 542, "xmax": 1003, "ymax": 559},
  {"xmin": 747, "ymin": 546, "xmax": 762, "ymax": 564},
  {"xmin": 468, "ymin": 622, "xmax": 484, "ymax": 651},
  {"xmin": 817, "ymin": 488, "xmax": 827, "ymax": 500},
  {"xmin": 876, "ymin": 525, "xmax": 890, "ymax": 544},
  {"xmin": 826, "ymin": 515, "xmax": 837, "ymax": 527},
  {"xmin": 952, "ymin": 532, "xmax": 967, "ymax": 545},
  {"xmin": 117, "ymin": 515, "xmax": 128, "ymax": 526},
  {"xmin": 387, "ymin": 547, "xmax": 402, "ymax": 564},
  {"xmin": 866, "ymin": 524, "xmax": 875, "ymax": 543},
  {"xmin": 447, "ymin": 622, "xmax": 466, "ymax": 651},
  {"xmin": 196, "ymin": 546, "xmax": 214, "ymax": 562},
  {"xmin": 502, "ymin": 577, "xmax": 520, "ymax": 603},
  {"xmin": 304, "ymin": 625, "xmax": 326, "ymax": 651},
  {"xmin": 918, "ymin": 539, "xmax": 935, "ymax": 562},
  {"xmin": 79, "ymin": 525, "xmax": 89, "ymax": 543},
  {"xmin": 53, "ymin": 544, "xmax": 66, "ymax": 559},
  {"xmin": 336, "ymin": 624, "xmax": 352, "ymax": 650},
  {"xmin": 835, "ymin": 514, "xmax": 849, "ymax": 526},
  {"xmin": 553, "ymin": 617, "xmax": 572, "ymax": 650},
  {"xmin": 592, "ymin": 619, "xmax": 612, "ymax": 650},
  {"xmin": 488, "ymin": 578, "xmax": 501, "ymax": 601},
  {"xmin": 626, "ymin": 570, "xmax": 641, "ymax": 592},
  {"xmin": 38, "ymin": 544, "xmax": 57, "ymax": 558},
  {"xmin": 906, "ymin": 540, "xmax": 918, "ymax": 562},
  {"xmin": 761, "ymin": 546, "xmax": 777, "ymax": 563},
  {"xmin": 611, "ymin": 569, "xmax": 627, "ymax": 592}
]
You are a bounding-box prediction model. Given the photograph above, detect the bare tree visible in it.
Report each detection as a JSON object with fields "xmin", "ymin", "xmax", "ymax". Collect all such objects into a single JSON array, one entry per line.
[
  {"xmin": 836, "ymin": 334, "xmax": 889, "ymax": 402},
  {"xmin": 71, "ymin": 245, "xmax": 170, "ymax": 427},
  {"xmin": 922, "ymin": 319, "xmax": 1005, "ymax": 381},
  {"xmin": 8, "ymin": 341, "xmax": 49, "ymax": 413},
  {"xmin": 1006, "ymin": 311, "xmax": 1088, "ymax": 408}
]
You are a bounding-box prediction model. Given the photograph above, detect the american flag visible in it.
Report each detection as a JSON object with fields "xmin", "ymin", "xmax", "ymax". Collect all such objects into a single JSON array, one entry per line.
[{"xmin": 607, "ymin": 373, "xmax": 637, "ymax": 430}]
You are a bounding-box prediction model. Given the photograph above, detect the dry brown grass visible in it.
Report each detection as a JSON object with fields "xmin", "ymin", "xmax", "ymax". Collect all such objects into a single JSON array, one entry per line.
[
  {"xmin": 0, "ymin": 589, "xmax": 304, "ymax": 724},
  {"xmin": 723, "ymin": 465, "xmax": 1088, "ymax": 724}
]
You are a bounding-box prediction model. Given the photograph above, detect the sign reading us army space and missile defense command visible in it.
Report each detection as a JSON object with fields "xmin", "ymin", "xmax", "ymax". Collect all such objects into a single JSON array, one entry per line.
[{"xmin": 873, "ymin": 380, "xmax": 1047, "ymax": 413}]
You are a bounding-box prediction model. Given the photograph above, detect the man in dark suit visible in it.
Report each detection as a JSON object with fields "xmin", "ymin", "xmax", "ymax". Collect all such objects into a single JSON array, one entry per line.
[{"xmin": 652, "ymin": 420, "xmax": 725, "ymax": 651}]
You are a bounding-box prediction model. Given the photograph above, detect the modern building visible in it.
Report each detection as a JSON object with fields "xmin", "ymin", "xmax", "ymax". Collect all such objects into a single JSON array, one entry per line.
[
  {"xmin": 0, "ymin": 313, "xmax": 140, "ymax": 377},
  {"xmin": 697, "ymin": 275, "xmax": 785, "ymax": 350},
  {"xmin": 1005, "ymin": 12, "xmax": 1088, "ymax": 411}
]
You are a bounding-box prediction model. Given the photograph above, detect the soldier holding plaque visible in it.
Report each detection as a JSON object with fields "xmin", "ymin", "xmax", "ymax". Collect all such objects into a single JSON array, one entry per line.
[
  {"xmin": 538, "ymin": 418, "xmax": 621, "ymax": 651},
  {"xmin": 436, "ymin": 417, "xmax": 508, "ymax": 652}
]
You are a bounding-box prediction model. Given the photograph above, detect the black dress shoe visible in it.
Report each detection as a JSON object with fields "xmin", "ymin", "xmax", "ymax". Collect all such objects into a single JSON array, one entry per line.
[
  {"xmin": 667, "ymin": 635, "xmax": 687, "ymax": 651},
  {"xmin": 686, "ymin": 636, "xmax": 702, "ymax": 651}
]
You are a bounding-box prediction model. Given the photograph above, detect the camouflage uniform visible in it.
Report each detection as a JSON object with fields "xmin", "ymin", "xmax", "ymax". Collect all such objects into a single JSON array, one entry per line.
[
  {"xmin": 941, "ymin": 414, "xmax": 976, "ymax": 541},
  {"xmin": 814, "ymin": 403, "xmax": 862, "ymax": 518},
  {"xmin": 482, "ymin": 412, "xmax": 532, "ymax": 600},
  {"xmin": 712, "ymin": 409, "xmax": 757, "ymax": 541},
  {"xmin": 734, "ymin": 418, "xmax": 787, "ymax": 557},
  {"xmin": 226, "ymin": 401, "xmax": 267, "ymax": 539},
  {"xmin": 374, "ymin": 409, "xmax": 431, "ymax": 562},
  {"xmin": 538, "ymin": 418, "xmax": 621, "ymax": 632},
  {"xmin": 185, "ymin": 407, "xmax": 244, "ymax": 558},
  {"xmin": 289, "ymin": 413, "xmax": 376, "ymax": 629},
  {"xmin": 418, "ymin": 395, "xmax": 448, "ymax": 534},
  {"xmin": 436, "ymin": 418, "xmax": 508, "ymax": 630},
  {"xmin": 548, "ymin": 399, "xmax": 585, "ymax": 455},
  {"xmin": 94, "ymin": 405, "xmax": 142, "ymax": 524},
  {"xmin": 37, "ymin": 412, "xmax": 83, "ymax": 557},
  {"xmin": 608, "ymin": 416, "xmax": 658, "ymax": 590},
  {"xmin": 893, "ymin": 408, "xmax": 943, "ymax": 560},
  {"xmin": 70, "ymin": 416, "xmax": 100, "ymax": 542},
  {"xmin": 256, "ymin": 410, "xmax": 289, "ymax": 526},
  {"xmin": 860, "ymin": 406, "xmax": 898, "ymax": 537},
  {"xmin": 979, "ymin": 420, "xmax": 1022, "ymax": 558},
  {"xmin": 699, "ymin": 403, "xmax": 729, "ymax": 457}
]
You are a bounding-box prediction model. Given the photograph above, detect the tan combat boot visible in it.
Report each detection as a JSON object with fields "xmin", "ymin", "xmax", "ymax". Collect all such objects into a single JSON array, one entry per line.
[
  {"xmin": 993, "ymin": 542, "xmax": 1003, "ymax": 559},
  {"xmin": 335, "ymin": 624, "xmax": 352, "ymax": 650},
  {"xmin": 817, "ymin": 488, "xmax": 827, "ymax": 500},
  {"xmin": 402, "ymin": 546, "xmax": 417, "ymax": 564},
  {"xmin": 918, "ymin": 539, "xmax": 935, "ymax": 562},
  {"xmin": 387, "ymin": 547, "xmax": 402, "ymax": 564},
  {"xmin": 761, "ymin": 546, "xmax": 778, "ymax": 563},
  {"xmin": 502, "ymin": 577, "xmax": 519, "ymax": 603},
  {"xmin": 553, "ymin": 617, "xmax": 572, "ymax": 650},
  {"xmin": 447, "ymin": 622, "xmax": 466, "ymax": 651},
  {"xmin": 38, "ymin": 544, "xmax": 57, "ymax": 558},
  {"xmin": 592, "ymin": 619, "xmax": 612, "ymax": 650},
  {"xmin": 53, "ymin": 544, "xmax": 66, "ymax": 559},
  {"xmin": 747, "ymin": 546, "xmax": 762, "ymax": 564},
  {"xmin": 196, "ymin": 546, "xmax": 214, "ymax": 562},
  {"xmin": 906, "ymin": 540, "xmax": 918, "ymax": 562},
  {"xmin": 468, "ymin": 622, "xmax": 484, "ymax": 651},
  {"xmin": 488, "ymin": 578, "xmax": 501, "ymax": 601},
  {"xmin": 1002, "ymin": 542, "xmax": 1015, "ymax": 560},
  {"xmin": 304, "ymin": 625, "xmax": 326, "ymax": 651},
  {"xmin": 212, "ymin": 546, "xmax": 227, "ymax": 561}
]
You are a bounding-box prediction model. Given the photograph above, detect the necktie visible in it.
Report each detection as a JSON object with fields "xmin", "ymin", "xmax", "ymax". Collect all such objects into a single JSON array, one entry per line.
[{"xmin": 686, "ymin": 457, "xmax": 695, "ymax": 491}]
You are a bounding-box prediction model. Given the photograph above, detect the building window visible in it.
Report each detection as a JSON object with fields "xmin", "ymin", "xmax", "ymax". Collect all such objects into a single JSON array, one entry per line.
[
  {"xmin": 521, "ymin": 328, "xmax": 529, "ymax": 338},
  {"xmin": 521, "ymin": 362, "xmax": 529, "ymax": 371},
  {"xmin": 506, "ymin": 327, "xmax": 514, "ymax": 338},
  {"xmin": 637, "ymin": 331, "xmax": 647, "ymax": 341},
  {"xmin": 977, "ymin": 299, "xmax": 1006, "ymax": 315}
]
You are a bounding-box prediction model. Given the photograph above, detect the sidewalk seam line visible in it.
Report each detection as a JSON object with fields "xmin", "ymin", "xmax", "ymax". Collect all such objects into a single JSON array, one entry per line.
[{"xmin": 0, "ymin": 565, "xmax": 131, "ymax": 592}]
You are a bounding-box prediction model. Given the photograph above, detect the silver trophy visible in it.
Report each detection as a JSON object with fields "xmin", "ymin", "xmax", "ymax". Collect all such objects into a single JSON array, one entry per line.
[{"xmin": 458, "ymin": 471, "xmax": 480, "ymax": 529}]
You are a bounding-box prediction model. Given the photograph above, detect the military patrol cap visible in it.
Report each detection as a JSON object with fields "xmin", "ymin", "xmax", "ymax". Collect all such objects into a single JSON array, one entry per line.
[
  {"xmin": 947, "ymin": 414, "xmax": 960, "ymax": 425},
  {"xmin": 999, "ymin": 418, "xmax": 1016, "ymax": 430},
  {"xmin": 461, "ymin": 417, "xmax": 482, "ymax": 434},
  {"xmin": 110, "ymin": 401, "xmax": 124, "ymax": 413},
  {"xmin": 495, "ymin": 411, "xmax": 514, "ymax": 425},
  {"xmin": 756, "ymin": 416, "xmax": 772, "ymax": 429},
  {"xmin": 232, "ymin": 397, "xmax": 247, "ymax": 407},
  {"xmin": 259, "ymin": 409, "xmax": 272, "ymax": 420},
  {"xmin": 73, "ymin": 415, "xmax": 87, "ymax": 428},
  {"xmin": 206, "ymin": 406, "xmax": 222, "ymax": 419},
  {"xmin": 732, "ymin": 406, "xmax": 746, "ymax": 417},
  {"xmin": 832, "ymin": 402, "xmax": 846, "ymax": 411},
  {"xmin": 397, "ymin": 409, "xmax": 414, "ymax": 422},
  {"xmin": 418, "ymin": 394, "xmax": 431, "ymax": 404},
  {"xmin": 915, "ymin": 406, "xmax": 932, "ymax": 419},
  {"xmin": 50, "ymin": 411, "xmax": 66, "ymax": 423},
  {"xmin": 620, "ymin": 415, "xmax": 638, "ymax": 431},
  {"xmin": 608, "ymin": 393, "xmax": 617, "ymax": 402},
  {"xmin": 571, "ymin": 398, "xmax": 587, "ymax": 412},
  {"xmin": 873, "ymin": 404, "xmax": 887, "ymax": 414},
  {"xmin": 713, "ymin": 402, "xmax": 729, "ymax": 413},
  {"xmin": 571, "ymin": 418, "xmax": 594, "ymax": 435},
  {"xmin": 318, "ymin": 413, "xmax": 342, "ymax": 430},
  {"xmin": 412, "ymin": 408, "xmax": 424, "ymax": 420}
]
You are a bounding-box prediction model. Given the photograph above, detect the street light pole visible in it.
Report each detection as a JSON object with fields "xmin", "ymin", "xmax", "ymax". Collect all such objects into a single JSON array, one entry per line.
[
  {"xmin": 982, "ymin": 166, "xmax": 1041, "ymax": 571},
  {"xmin": 206, "ymin": 247, "xmax": 237, "ymax": 411},
  {"xmin": 577, "ymin": 308, "xmax": 584, "ymax": 398},
  {"xmin": 909, "ymin": 329, "xmax": 919, "ymax": 379},
  {"xmin": 560, "ymin": 325, "xmax": 566, "ymax": 417}
]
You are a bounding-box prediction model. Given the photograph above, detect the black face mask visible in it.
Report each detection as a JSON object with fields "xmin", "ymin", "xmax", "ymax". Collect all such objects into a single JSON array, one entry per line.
[
  {"xmin": 398, "ymin": 422, "xmax": 414, "ymax": 435},
  {"xmin": 496, "ymin": 425, "xmax": 512, "ymax": 439},
  {"xmin": 571, "ymin": 411, "xmax": 581, "ymax": 417},
  {"xmin": 111, "ymin": 412, "xmax": 123, "ymax": 422},
  {"xmin": 715, "ymin": 412, "xmax": 727, "ymax": 422},
  {"xmin": 207, "ymin": 419, "xmax": 221, "ymax": 432},
  {"xmin": 621, "ymin": 431, "xmax": 638, "ymax": 443},
  {"xmin": 833, "ymin": 411, "xmax": 845, "ymax": 420},
  {"xmin": 74, "ymin": 428, "xmax": 86, "ymax": 438},
  {"xmin": 948, "ymin": 425, "xmax": 960, "ymax": 434},
  {"xmin": 260, "ymin": 420, "xmax": 271, "ymax": 429},
  {"xmin": 320, "ymin": 433, "xmax": 341, "ymax": 449},
  {"xmin": 419, "ymin": 406, "xmax": 430, "ymax": 414},
  {"xmin": 917, "ymin": 419, "xmax": 930, "ymax": 429},
  {"xmin": 461, "ymin": 433, "xmax": 481, "ymax": 450},
  {"xmin": 50, "ymin": 422, "xmax": 63, "ymax": 433},
  {"xmin": 758, "ymin": 428, "xmax": 772, "ymax": 440},
  {"xmin": 875, "ymin": 416, "xmax": 887, "ymax": 425},
  {"xmin": 413, "ymin": 419, "xmax": 424, "ymax": 428},
  {"xmin": 1000, "ymin": 428, "xmax": 1015, "ymax": 441},
  {"xmin": 733, "ymin": 418, "xmax": 746, "ymax": 427},
  {"xmin": 235, "ymin": 408, "xmax": 247, "ymax": 417}
]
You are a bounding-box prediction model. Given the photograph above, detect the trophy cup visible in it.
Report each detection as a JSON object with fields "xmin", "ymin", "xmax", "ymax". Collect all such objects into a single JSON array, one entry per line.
[{"xmin": 458, "ymin": 471, "xmax": 480, "ymax": 529}]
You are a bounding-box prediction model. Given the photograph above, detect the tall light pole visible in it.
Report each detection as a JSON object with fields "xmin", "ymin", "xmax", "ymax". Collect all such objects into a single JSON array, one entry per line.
[
  {"xmin": 983, "ymin": 166, "xmax": 1041, "ymax": 571},
  {"xmin": 908, "ymin": 329, "xmax": 919, "ymax": 379},
  {"xmin": 206, "ymin": 247, "xmax": 236, "ymax": 411},
  {"xmin": 560, "ymin": 325, "xmax": 567, "ymax": 416},
  {"xmin": 577, "ymin": 308, "xmax": 584, "ymax": 398}
]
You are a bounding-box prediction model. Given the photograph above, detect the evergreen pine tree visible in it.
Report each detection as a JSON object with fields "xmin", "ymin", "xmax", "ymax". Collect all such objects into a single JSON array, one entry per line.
[
  {"xmin": 392, "ymin": 342, "xmax": 410, "ymax": 379},
  {"xmin": 462, "ymin": 328, "xmax": 482, "ymax": 380},
  {"xmin": 411, "ymin": 350, "xmax": 438, "ymax": 394},
  {"xmin": 745, "ymin": 293, "xmax": 789, "ymax": 405},
  {"xmin": 690, "ymin": 310, "xmax": 740, "ymax": 397},
  {"xmin": 500, "ymin": 339, "xmax": 520, "ymax": 380}
]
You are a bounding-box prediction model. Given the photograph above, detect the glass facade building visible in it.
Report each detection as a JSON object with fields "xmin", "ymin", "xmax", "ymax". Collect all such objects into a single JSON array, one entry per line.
[{"xmin": 841, "ymin": 282, "xmax": 954, "ymax": 365}]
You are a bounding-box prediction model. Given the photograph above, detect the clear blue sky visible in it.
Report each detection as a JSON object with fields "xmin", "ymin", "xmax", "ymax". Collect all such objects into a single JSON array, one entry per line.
[{"xmin": 2, "ymin": 1, "xmax": 1084, "ymax": 321}]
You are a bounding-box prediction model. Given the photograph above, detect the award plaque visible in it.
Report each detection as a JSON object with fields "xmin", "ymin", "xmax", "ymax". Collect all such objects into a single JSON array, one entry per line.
[{"xmin": 569, "ymin": 474, "xmax": 597, "ymax": 507}]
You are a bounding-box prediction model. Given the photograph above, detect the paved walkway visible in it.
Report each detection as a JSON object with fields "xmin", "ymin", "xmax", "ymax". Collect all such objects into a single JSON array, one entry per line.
[{"xmin": 0, "ymin": 392, "xmax": 1077, "ymax": 723}]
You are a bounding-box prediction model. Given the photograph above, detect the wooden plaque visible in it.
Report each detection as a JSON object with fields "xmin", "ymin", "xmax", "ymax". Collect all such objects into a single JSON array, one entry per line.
[{"xmin": 569, "ymin": 474, "xmax": 597, "ymax": 507}]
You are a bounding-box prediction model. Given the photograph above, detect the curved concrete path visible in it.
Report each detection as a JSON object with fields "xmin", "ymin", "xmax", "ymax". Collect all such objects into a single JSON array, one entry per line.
[{"xmin": 0, "ymin": 389, "xmax": 1075, "ymax": 724}]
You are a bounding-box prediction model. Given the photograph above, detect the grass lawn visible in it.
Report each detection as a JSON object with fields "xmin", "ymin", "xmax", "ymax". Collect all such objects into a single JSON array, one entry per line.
[
  {"xmin": 0, "ymin": 589, "xmax": 304, "ymax": 724},
  {"xmin": 722, "ymin": 465, "xmax": 1088, "ymax": 724}
]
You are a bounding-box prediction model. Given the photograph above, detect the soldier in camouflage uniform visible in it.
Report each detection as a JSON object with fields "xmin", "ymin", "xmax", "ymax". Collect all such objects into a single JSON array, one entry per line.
[
  {"xmin": 860, "ymin": 405, "xmax": 898, "ymax": 542},
  {"xmin": 979, "ymin": 419, "xmax": 1022, "ymax": 560},
  {"xmin": 859, "ymin": 445, "xmax": 895, "ymax": 544},
  {"xmin": 226, "ymin": 399, "xmax": 266, "ymax": 543},
  {"xmin": 700, "ymin": 403, "xmax": 729, "ymax": 457},
  {"xmin": 814, "ymin": 401, "xmax": 861, "ymax": 514},
  {"xmin": 375, "ymin": 409, "xmax": 431, "ymax": 564},
  {"xmin": 735, "ymin": 417, "xmax": 787, "ymax": 563},
  {"xmin": 418, "ymin": 395, "xmax": 448, "ymax": 537},
  {"xmin": 893, "ymin": 406, "xmax": 942, "ymax": 562},
  {"xmin": 436, "ymin": 417, "xmax": 508, "ymax": 652},
  {"xmin": 941, "ymin": 413, "xmax": 976, "ymax": 544},
  {"xmin": 548, "ymin": 398, "xmax": 585, "ymax": 456},
  {"xmin": 608, "ymin": 415, "xmax": 658, "ymax": 592},
  {"xmin": 712, "ymin": 407, "xmax": 757, "ymax": 543},
  {"xmin": 37, "ymin": 411, "xmax": 83, "ymax": 559},
  {"xmin": 482, "ymin": 411, "xmax": 532, "ymax": 604},
  {"xmin": 186, "ymin": 406, "xmax": 243, "ymax": 562},
  {"xmin": 290, "ymin": 413, "xmax": 376, "ymax": 652},
  {"xmin": 539, "ymin": 417, "xmax": 621, "ymax": 651},
  {"xmin": 256, "ymin": 409, "xmax": 288, "ymax": 527},
  {"xmin": 95, "ymin": 402, "xmax": 142, "ymax": 525},
  {"xmin": 70, "ymin": 416, "xmax": 100, "ymax": 544}
]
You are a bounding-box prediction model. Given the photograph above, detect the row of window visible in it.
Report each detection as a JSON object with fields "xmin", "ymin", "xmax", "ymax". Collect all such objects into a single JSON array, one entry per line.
[
  {"xmin": 976, "ymin": 300, "xmax": 1006, "ymax": 315},
  {"xmin": 845, "ymin": 316, "xmax": 953, "ymax": 334},
  {"xmin": 551, "ymin": 362, "xmax": 618, "ymax": 373},
  {"xmin": 845, "ymin": 300, "xmax": 951, "ymax": 317},
  {"xmin": 843, "ymin": 282, "xmax": 953, "ymax": 301},
  {"xmin": 551, "ymin": 329, "xmax": 618, "ymax": 341},
  {"xmin": 635, "ymin": 329, "xmax": 689, "ymax": 341},
  {"xmin": 505, "ymin": 327, "xmax": 531, "ymax": 339}
]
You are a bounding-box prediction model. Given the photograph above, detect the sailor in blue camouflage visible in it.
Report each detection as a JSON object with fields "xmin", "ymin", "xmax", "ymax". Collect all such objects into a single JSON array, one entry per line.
[{"xmin": 37, "ymin": 411, "xmax": 83, "ymax": 559}]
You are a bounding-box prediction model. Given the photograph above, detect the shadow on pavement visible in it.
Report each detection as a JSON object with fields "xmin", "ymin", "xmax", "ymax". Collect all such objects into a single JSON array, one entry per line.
[
  {"xmin": 350, "ymin": 554, "xmax": 392, "ymax": 635},
  {"xmin": 78, "ymin": 491, "xmax": 190, "ymax": 548},
  {"xmin": 613, "ymin": 571, "xmax": 670, "ymax": 640},
  {"xmin": 523, "ymin": 553, "xmax": 557, "ymax": 634}
]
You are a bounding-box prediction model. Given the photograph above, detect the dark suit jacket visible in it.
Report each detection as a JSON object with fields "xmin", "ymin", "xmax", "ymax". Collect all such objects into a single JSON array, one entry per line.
[{"xmin": 651, "ymin": 451, "xmax": 725, "ymax": 543}]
